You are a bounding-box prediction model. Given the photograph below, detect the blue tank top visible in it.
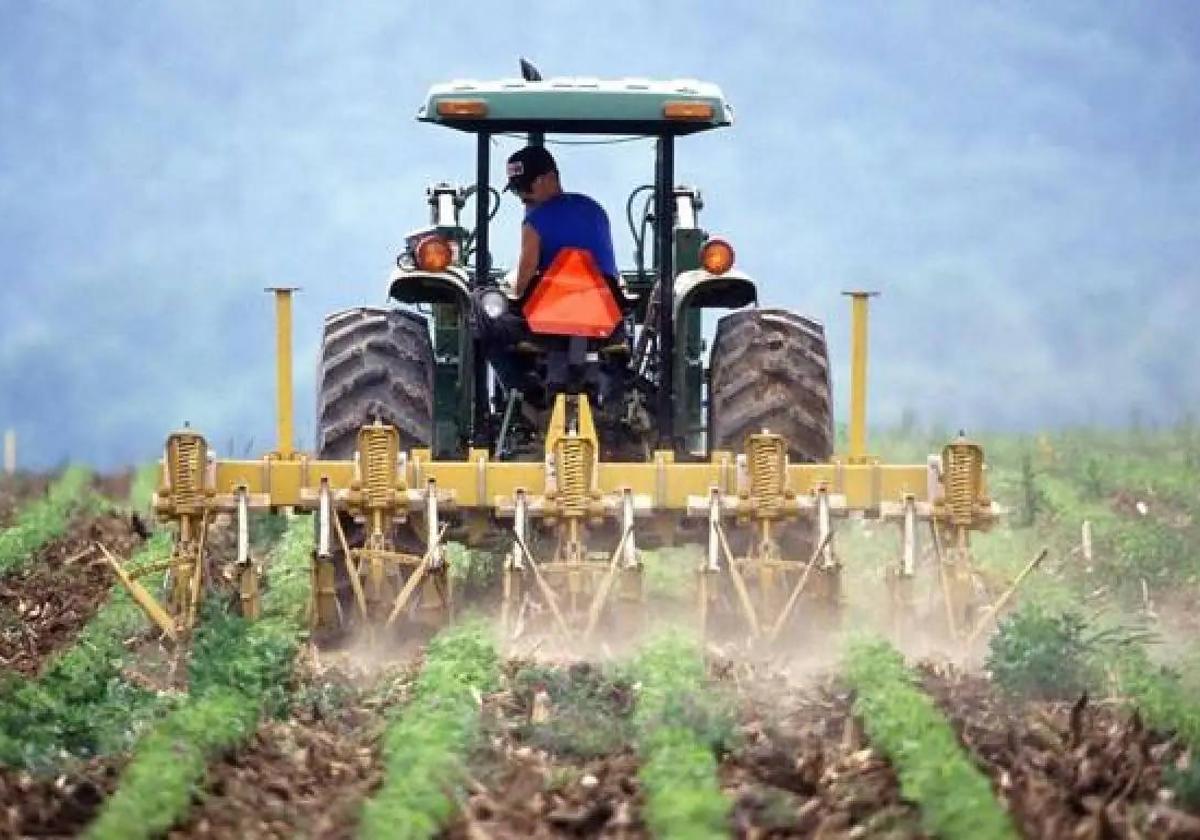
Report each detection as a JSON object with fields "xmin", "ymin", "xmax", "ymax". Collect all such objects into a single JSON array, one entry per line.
[{"xmin": 524, "ymin": 193, "xmax": 618, "ymax": 278}]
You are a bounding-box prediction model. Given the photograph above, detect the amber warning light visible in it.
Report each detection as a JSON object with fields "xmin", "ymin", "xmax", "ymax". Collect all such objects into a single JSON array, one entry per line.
[
  {"xmin": 700, "ymin": 238, "xmax": 735, "ymax": 275},
  {"xmin": 415, "ymin": 235, "xmax": 453, "ymax": 271}
]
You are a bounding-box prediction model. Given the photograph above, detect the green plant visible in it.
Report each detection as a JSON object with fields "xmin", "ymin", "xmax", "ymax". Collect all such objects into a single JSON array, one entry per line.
[
  {"xmin": 1166, "ymin": 755, "xmax": 1200, "ymax": 811},
  {"xmin": 626, "ymin": 633, "xmax": 731, "ymax": 840},
  {"xmin": 0, "ymin": 533, "xmax": 176, "ymax": 767},
  {"xmin": 986, "ymin": 604, "xmax": 1095, "ymax": 700},
  {"xmin": 445, "ymin": 542, "xmax": 500, "ymax": 591},
  {"xmin": 512, "ymin": 662, "xmax": 634, "ymax": 758},
  {"xmin": 0, "ymin": 466, "xmax": 92, "ymax": 573},
  {"xmin": 845, "ymin": 638, "xmax": 1017, "ymax": 840},
  {"xmin": 1018, "ymin": 450, "xmax": 1041, "ymax": 527},
  {"xmin": 86, "ymin": 519, "xmax": 312, "ymax": 840},
  {"xmin": 358, "ymin": 620, "xmax": 501, "ymax": 840}
]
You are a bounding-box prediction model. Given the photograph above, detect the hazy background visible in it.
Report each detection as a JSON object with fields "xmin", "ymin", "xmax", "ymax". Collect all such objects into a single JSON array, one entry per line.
[{"xmin": 2, "ymin": 1, "xmax": 1198, "ymax": 469}]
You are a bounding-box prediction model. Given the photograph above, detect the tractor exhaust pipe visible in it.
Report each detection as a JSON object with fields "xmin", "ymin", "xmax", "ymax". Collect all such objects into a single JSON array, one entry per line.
[
  {"xmin": 842, "ymin": 290, "xmax": 878, "ymax": 463},
  {"xmin": 267, "ymin": 287, "xmax": 298, "ymax": 459}
]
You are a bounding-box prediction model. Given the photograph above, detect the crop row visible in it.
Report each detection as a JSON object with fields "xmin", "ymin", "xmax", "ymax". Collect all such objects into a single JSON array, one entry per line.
[
  {"xmin": 627, "ymin": 634, "xmax": 731, "ymax": 840},
  {"xmin": 0, "ymin": 466, "xmax": 94, "ymax": 574},
  {"xmin": 358, "ymin": 621, "xmax": 501, "ymax": 840},
  {"xmin": 86, "ymin": 517, "xmax": 313, "ymax": 840},
  {"xmin": 844, "ymin": 639, "xmax": 1018, "ymax": 840}
]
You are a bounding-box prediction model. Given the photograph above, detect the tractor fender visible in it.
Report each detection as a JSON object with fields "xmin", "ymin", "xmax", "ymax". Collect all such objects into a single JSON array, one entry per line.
[
  {"xmin": 673, "ymin": 268, "xmax": 757, "ymax": 319},
  {"xmin": 387, "ymin": 265, "xmax": 472, "ymax": 307}
]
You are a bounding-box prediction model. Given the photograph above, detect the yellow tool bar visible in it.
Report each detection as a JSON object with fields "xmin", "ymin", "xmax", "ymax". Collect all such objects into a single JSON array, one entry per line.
[{"xmin": 190, "ymin": 450, "xmax": 940, "ymax": 514}]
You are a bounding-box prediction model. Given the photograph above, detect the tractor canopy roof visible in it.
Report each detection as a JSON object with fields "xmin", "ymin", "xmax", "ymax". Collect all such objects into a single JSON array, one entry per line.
[{"xmin": 418, "ymin": 77, "xmax": 732, "ymax": 135}]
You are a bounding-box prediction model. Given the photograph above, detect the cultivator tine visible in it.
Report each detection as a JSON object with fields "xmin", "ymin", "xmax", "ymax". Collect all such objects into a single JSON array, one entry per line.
[
  {"xmin": 583, "ymin": 525, "xmax": 635, "ymax": 640},
  {"xmin": 97, "ymin": 543, "xmax": 179, "ymax": 643},
  {"xmin": 512, "ymin": 532, "xmax": 572, "ymax": 637},
  {"xmin": 384, "ymin": 522, "xmax": 449, "ymax": 628},
  {"xmin": 715, "ymin": 519, "xmax": 762, "ymax": 639},
  {"xmin": 501, "ymin": 491, "xmax": 527, "ymax": 636},
  {"xmin": 766, "ymin": 529, "xmax": 834, "ymax": 643},
  {"xmin": 330, "ymin": 497, "xmax": 369, "ymax": 624},
  {"xmin": 235, "ymin": 488, "xmax": 260, "ymax": 620},
  {"xmin": 964, "ymin": 547, "xmax": 1049, "ymax": 646}
]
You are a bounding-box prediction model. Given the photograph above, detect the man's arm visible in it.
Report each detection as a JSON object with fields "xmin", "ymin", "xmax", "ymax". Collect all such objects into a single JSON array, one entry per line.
[{"xmin": 513, "ymin": 223, "xmax": 540, "ymax": 298}]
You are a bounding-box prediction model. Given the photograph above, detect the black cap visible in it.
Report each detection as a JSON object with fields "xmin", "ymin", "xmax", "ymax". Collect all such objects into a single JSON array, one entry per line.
[{"xmin": 505, "ymin": 145, "xmax": 557, "ymax": 192}]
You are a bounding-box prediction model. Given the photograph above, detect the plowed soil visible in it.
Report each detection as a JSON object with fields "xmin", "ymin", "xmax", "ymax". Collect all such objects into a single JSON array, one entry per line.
[
  {"xmin": 718, "ymin": 665, "xmax": 924, "ymax": 839},
  {"xmin": 0, "ymin": 513, "xmax": 143, "ymax": 676},
  {"xmin": 166, "ymin": 657, "xmax": 402, "ymax": 840},
  {"xmin": 443, "ymin": 660, "xmax": 645, "ymax": 839},
  {"xmin": 0, "ymin": 758, "xmax": 122, "ymax": 837},
  {"xmin": 921, "ymin": 663, "xmax": 1200, "ymax": 839}
]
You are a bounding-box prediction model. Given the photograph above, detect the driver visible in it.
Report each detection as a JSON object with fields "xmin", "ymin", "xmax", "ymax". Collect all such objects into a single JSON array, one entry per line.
[
  {"xmin": 504, "ymin": 145, "xmax": 618, "ymax": 299},
  {"xmin": 482, "ymin": 146, "xmax": 625, "ymax": 402}
]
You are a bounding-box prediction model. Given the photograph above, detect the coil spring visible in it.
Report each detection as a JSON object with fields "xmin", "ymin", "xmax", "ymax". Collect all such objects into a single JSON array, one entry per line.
[
  {"xmin": 363, "ymin": 427, "xmax": 395, "ymax": 510},
  {"xmin": 945, "ymin": 444, "xmax": 980, "ymax": 526},
  {"xmin": 170, "ymin": 435, "xmax": 204, "ymax": 508},
  {"xmin": 748, "ymin": 435, "xmax": 785, "ymax": 516},
  {"xmin": 556, "ymin": 436, "xmax": 590, "ymax": 517}
]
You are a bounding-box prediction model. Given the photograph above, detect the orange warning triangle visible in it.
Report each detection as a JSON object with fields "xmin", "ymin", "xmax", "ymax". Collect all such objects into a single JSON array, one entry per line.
[{"xmin": 522, "ymin": 247, "xmax": 622, "ymax": 338}]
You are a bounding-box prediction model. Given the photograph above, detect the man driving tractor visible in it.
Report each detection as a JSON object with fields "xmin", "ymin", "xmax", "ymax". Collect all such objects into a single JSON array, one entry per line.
[{"xmin": 480, "ymin": 144, "xmax": 627, "ymax": 406}]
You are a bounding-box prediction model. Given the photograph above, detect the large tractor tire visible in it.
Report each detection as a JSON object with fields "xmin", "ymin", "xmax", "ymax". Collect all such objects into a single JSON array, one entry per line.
[
  {"xmin": 316, "ymin": 307, "xmax": 434, "ymax": 458},
  {"xmin": 709, "ymin": 308, "xmax": 834, "ymax": 463},
  {"xmin": 314, "ymin": 307, "xmax": 437, "ymax": 634}
]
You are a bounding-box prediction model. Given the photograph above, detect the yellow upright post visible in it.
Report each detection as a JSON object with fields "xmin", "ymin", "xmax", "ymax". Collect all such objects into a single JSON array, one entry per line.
[
  {"xmin": 842, "ymin": 291, "xmax": 878, "ymax": 463},
  {"xmin": 267, "ymin": 287, "xmax": 298, "ymax": 459}
]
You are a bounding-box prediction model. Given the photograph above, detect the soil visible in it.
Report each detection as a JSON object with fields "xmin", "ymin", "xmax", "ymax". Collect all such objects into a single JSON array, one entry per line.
[
  {"xmin": 716, "ymin": 663, "xmax": 925, "ymax": 839},
  {"xmin": 0, "ymin": 758, "xmax": 122, "ymax": 837},
  {"xmin": 442, "ymin": 660, "xmax": 646, "ymax": 839},
  {"xmin": 0, "ymin": 474, "xmax": 51, "ymax": 529},
  {"xmin": 0, "ymin": 513, "xmax": 143, "ymax": 676},
  {"xmin": 165, "ymin": 653, "xmax": 403, "ymax": 840},
  {"xmin": 920, "ymin": 662, "xmax": 1200, "ymax": 839}
]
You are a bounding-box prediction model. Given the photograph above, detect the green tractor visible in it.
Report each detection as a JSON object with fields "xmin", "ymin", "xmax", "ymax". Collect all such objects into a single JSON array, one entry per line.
[
  {"xmin": 138, "ymin": 65, "xmax": 999, "ymax": 648},
  {"xmin": 316, "ymin": 66, "xmax": 833, "ymax": 474}
]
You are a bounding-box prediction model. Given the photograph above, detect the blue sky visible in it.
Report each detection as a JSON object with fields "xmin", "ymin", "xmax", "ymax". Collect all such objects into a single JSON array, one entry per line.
[{"xmin": 2, "ymin": 1, "xmax": 1198, "ymax": 468}]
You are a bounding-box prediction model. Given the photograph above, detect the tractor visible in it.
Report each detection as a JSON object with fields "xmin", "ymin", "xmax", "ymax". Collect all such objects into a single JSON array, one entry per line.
[{"xmin": 125, "ymin": 65, "xmax": 1005, "ymax": 650}]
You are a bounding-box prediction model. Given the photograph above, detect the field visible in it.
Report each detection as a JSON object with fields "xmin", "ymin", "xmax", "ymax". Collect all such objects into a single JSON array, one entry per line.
[{"xmin": 0, "ymin": 424, "xmax": 1198, "ymax": 839}]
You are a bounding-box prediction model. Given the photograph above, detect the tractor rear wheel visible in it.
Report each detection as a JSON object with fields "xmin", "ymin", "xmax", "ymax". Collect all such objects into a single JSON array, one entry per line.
[
  {"xmin": 709, "ymin": 308, "xmax": 834, "ymax": 462},
  {"xmin": 316, "ymin": 307, "xmax": 434, "ymax": 458},
  {"xmin": 315, "ymin": 307, "xmax": 436, "ymax": 634}
]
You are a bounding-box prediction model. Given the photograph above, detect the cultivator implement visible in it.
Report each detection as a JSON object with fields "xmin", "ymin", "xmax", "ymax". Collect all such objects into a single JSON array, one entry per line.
[{"xmin": 119, "ymin": 290, "xmax": 1009, "ymax": 649}]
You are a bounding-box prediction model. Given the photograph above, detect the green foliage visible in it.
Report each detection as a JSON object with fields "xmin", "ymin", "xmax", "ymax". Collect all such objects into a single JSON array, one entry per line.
[
  {"xmin": 86, "ymin": 518, "xmax": 312, "ymax": 840},
  {"xmin": 358, "ymin": 620, "xmax": 501, "ymax": 840},
  {"xmin": 1166, "ymin": 755, "xmax": 1200, "ymax": 811},
  {"xmin": 0, "ymin": 466, "xmax": 92, "ymax": 574},
  {"xmin": 0, "ymin": 533, "xmax": 175, "ymax": 767},
  {"xmin": 127, "ymin": 462, "xmax": 159, "ymax": 517},
  {"xmin": 626, "ymin": 633, "xmax": 731, "ymax": 840},
  {"xmin": 845, "ymin": 639, "xmax": 1017, "ymax": 840},
  {"xmin": 986, "ymin": 604, "xmax": 1095, "ymax": 700},
  {"xmin": 1106, "ymin": 520, "xmax": 1198, "ymax": 590},
  {"xmin": 445, "ymin": 542, "xmax": 500, "ymax": 591},
  {"xmin": 640, "ymin": 545, "xmax": 700, "ymax": 599},
  {"xmin": 1018, "ymin": 450, "xmax": 1042, "ymax": 526},
  {"xmin": 85, "ymin": 688, "xmax": 258, "ymax": 839},
  {"xmin": 1112, "ymin": 648, "xmax": 1200, "ymax": 750},
  {"xmin": 512, "ymin": 662, "xmax": 634, "ymax": 758}
]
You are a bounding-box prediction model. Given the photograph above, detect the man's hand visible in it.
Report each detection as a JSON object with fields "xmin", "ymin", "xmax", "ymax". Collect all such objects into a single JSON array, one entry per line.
[{"xmin": 514, "ymin": 223, "xmax": 540, "ymax": 298}]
